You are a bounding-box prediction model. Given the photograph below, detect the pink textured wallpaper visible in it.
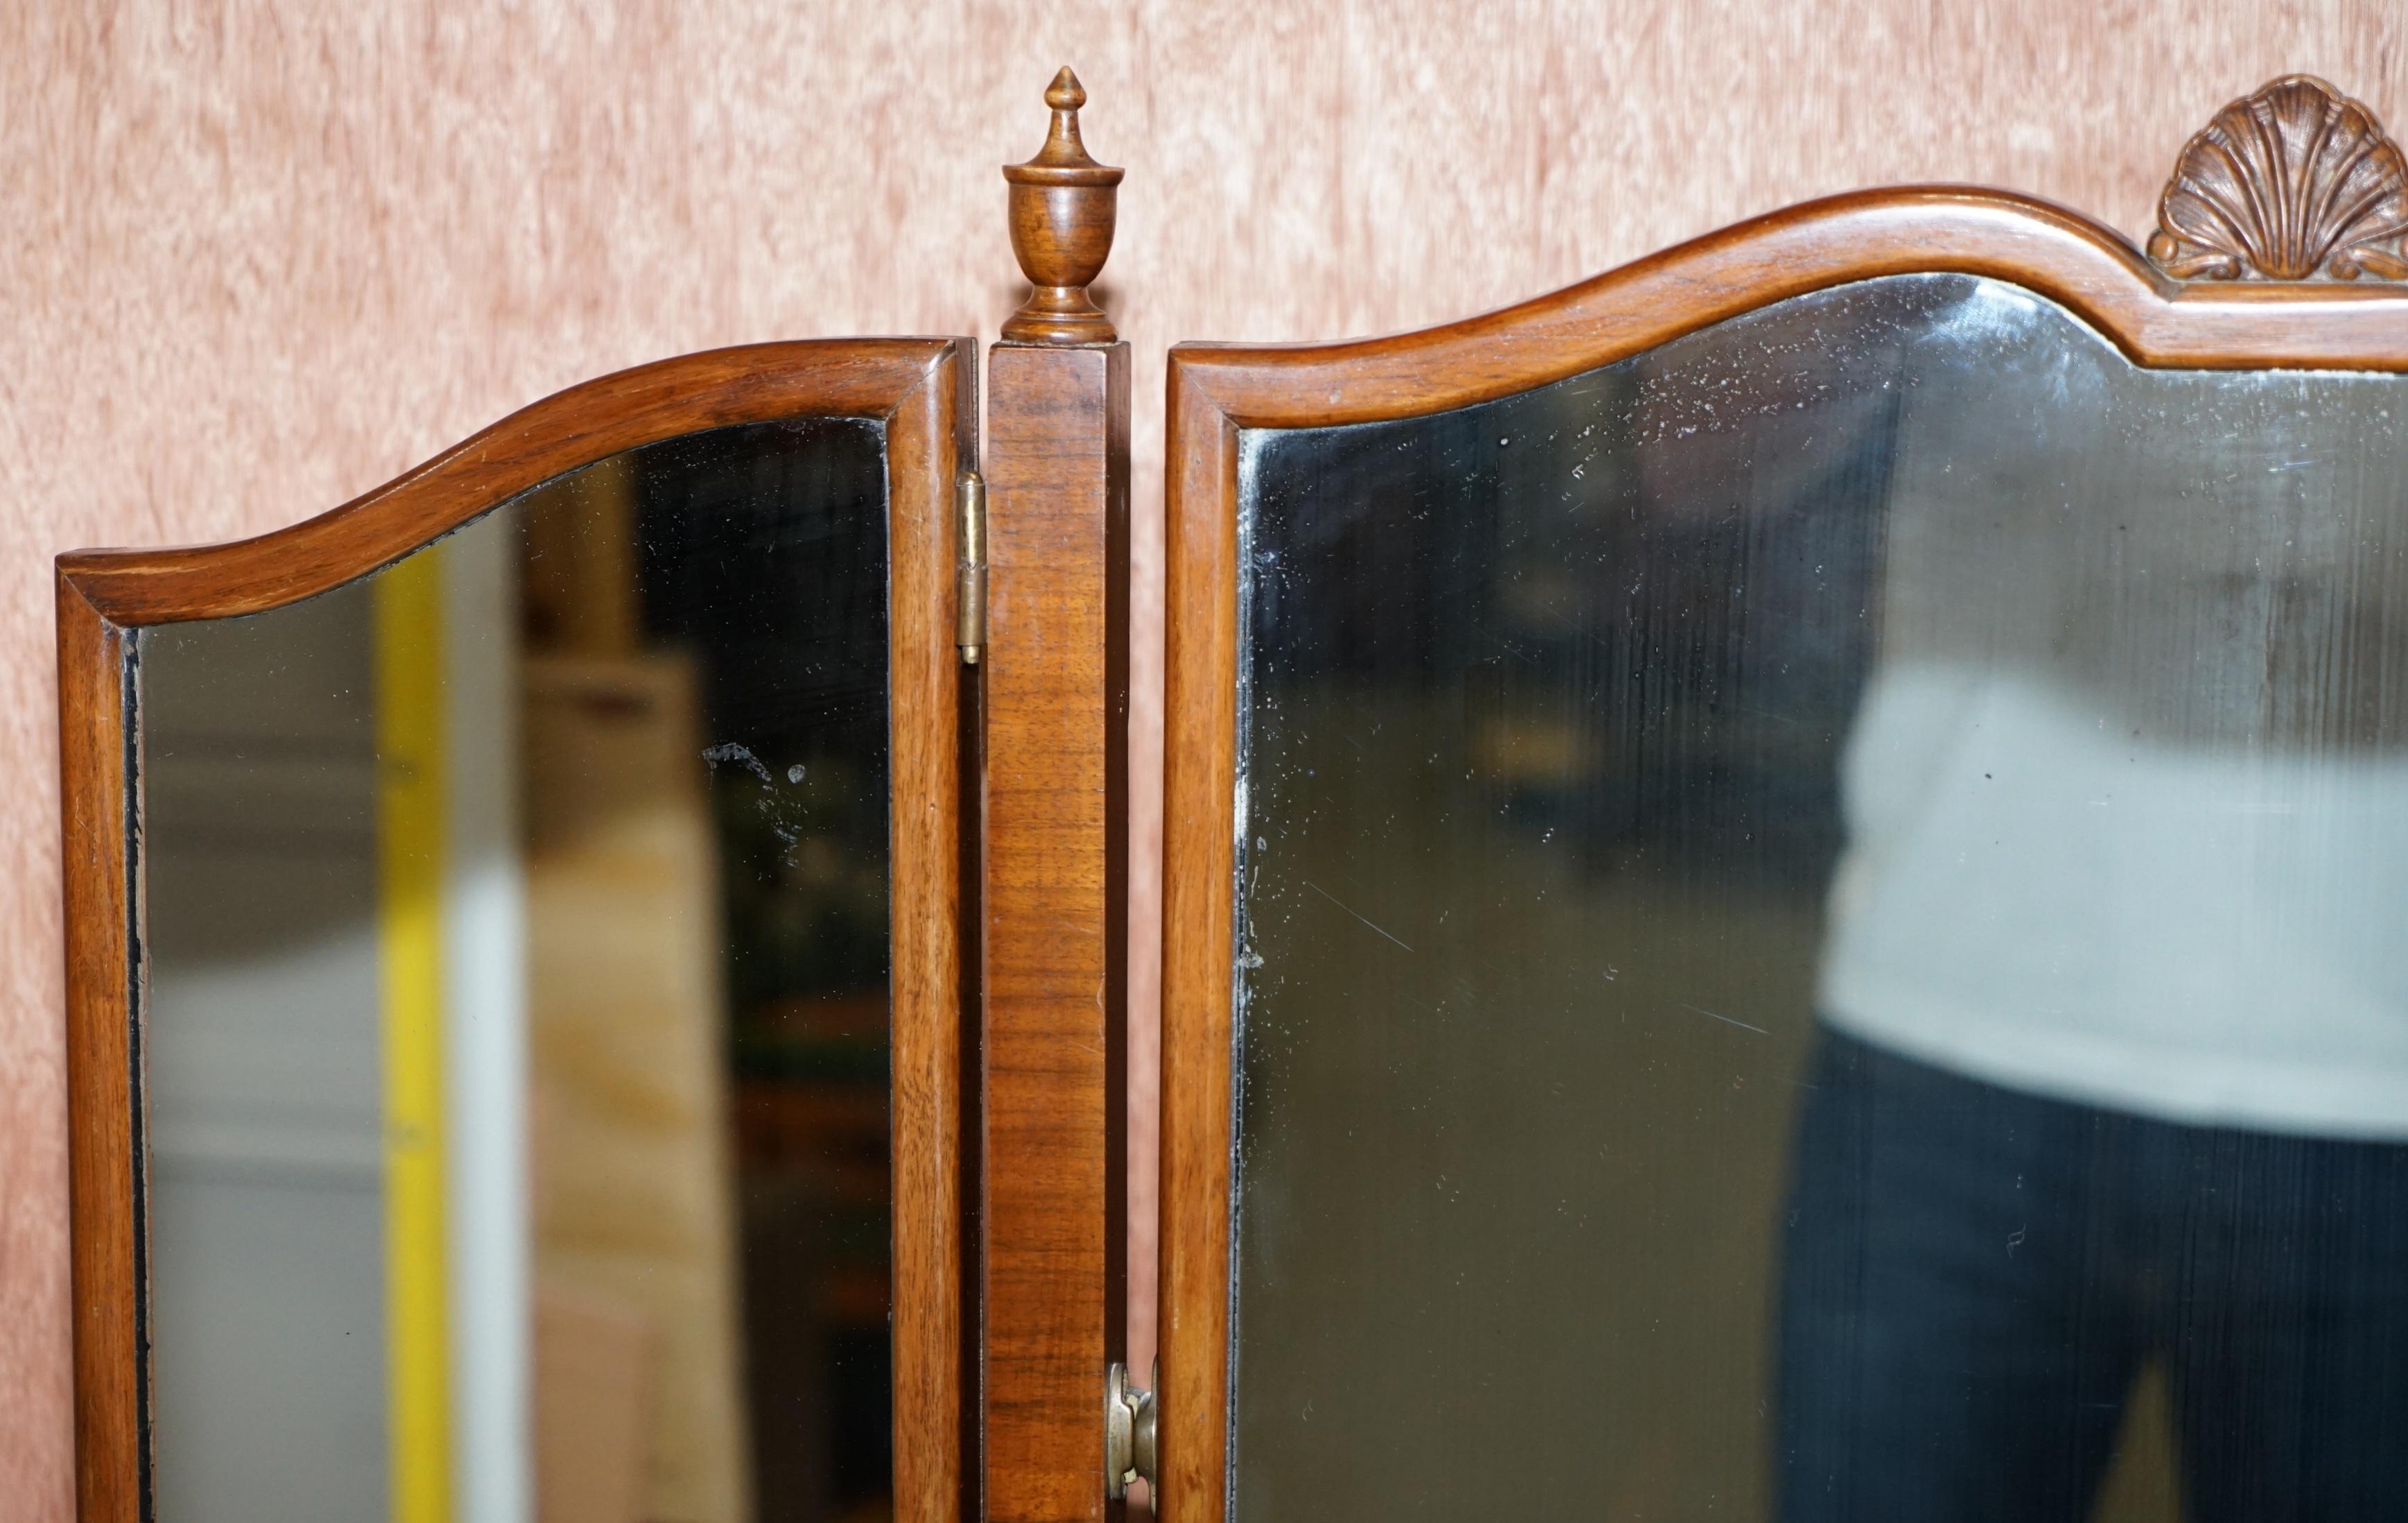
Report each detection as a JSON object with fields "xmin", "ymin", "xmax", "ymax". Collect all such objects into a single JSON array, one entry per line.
[{"xmin": 5, "ymin": 2, "xmax": 2403, "ymax": 1513}]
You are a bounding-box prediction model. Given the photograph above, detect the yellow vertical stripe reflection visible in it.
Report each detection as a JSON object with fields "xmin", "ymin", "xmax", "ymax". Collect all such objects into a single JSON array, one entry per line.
[{"xmin": 375, "ymin": 549, "xmax": 452, "ymax": 1523}]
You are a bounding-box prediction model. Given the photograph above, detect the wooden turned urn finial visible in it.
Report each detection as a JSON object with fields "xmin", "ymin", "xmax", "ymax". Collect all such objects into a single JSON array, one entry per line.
[{"xmin": 1002, "ymin": 67, "xmax": 1123, "ymax": 345}]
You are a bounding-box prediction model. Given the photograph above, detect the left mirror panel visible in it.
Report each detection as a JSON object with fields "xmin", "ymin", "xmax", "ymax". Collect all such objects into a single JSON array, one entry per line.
[{"xmin": 60, "ymin": 343, "xmax": 973, "ymax": 1523}]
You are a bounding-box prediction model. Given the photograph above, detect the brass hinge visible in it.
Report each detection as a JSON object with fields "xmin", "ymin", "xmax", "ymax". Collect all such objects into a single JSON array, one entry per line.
[
  {"xmin": 1105, "ymin": 1361, "xmax": 1157, "ymax": 1502},
  {"xmin": 956, "ymin": 470, "xmax": 987, "ymax": 664}
]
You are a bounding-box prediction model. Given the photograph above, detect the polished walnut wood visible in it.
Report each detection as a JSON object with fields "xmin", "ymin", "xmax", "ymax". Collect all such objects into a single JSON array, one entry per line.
[
  {"xmin": 2149, "ymin": 75, "xmax": 2408, "ymax": 282},
  {"xmin": 980, "ymin": 336, "xmax": 1133, "ymax": 1523},
  {"xmin": 1002, "ymin": 69, "xmax": 1123, "ymax": 346},
  {"xmin": 1159, "ymin": 179, "xmax": 2408, "ymax": 1523},
  {"xmin": 56, "ymin": 338, "xmax": 977, "ymax": 1523},
  {"xmin": 54, "ymin": 580, "xmax": 137, "ymax": 1523}
]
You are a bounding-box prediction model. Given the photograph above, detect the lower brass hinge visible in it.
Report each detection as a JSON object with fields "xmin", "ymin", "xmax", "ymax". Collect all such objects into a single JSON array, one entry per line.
[
  {"xmin": 957, "ymin": 470, "xmax": 987, "ymax": 664},
  {"xmin": 1105, "ymin": 1361, "xmax": 1157, "ymax": 1502}
]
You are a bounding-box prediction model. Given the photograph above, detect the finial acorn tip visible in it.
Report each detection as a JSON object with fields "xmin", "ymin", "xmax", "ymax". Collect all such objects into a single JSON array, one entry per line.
[{"xmin": 1046, "ymin": 67, "xmax": 1085, "ymax": 112}]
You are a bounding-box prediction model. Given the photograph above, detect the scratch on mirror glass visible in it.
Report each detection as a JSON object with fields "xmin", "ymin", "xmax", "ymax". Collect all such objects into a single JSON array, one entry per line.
[
  {"xmin": 1301, "ymin": 880, "xmax": 1414, "ymax": 952},
  {"xmin": 1679, "ymin": 1003, "xmax": 1770, "ymax": 1036}
]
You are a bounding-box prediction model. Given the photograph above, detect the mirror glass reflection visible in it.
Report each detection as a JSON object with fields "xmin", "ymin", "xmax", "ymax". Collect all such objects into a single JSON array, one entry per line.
[
  {"xmin": 1231, "ymin": 275, "xmax": 2408, "ymax": 1521},
  {"xmin": 140, "ymin": 420, "xmax": 894, "ymax": 1523}
]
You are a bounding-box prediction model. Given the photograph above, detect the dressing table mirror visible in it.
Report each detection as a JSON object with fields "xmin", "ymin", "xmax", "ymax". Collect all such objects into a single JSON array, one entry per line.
[
  {"xmin": 58, "ymin": 71, "xmax": 1141, "ymax": 1523},
  {"xmin": 58, "ymin": 342, "xmax": 980, "ymax": 1523},
  {"xmin": 1156, "ymin": 74, "xmax": 2408, "ymax": 1523},
  {"xmin": 56, "ymin": 65, "xmax": 2408, "ymax": 1523}
]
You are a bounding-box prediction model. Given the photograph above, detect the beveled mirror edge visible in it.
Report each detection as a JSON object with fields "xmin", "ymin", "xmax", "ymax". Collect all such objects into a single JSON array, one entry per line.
[
  {"xmin": 1159, "ymin": 105, "xmax": 2408, "ymax": 1523},
  {"xmin": 55, "ymin": 334, "xmax": 980, "ymax": 1523}
]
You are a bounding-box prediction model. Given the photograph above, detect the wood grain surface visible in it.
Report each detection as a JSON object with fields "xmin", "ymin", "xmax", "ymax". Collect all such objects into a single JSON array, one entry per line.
[
  {"xmin": 53, "ymin": 338, "xmax": 973, "ymax": 1522},
  {"xmin": 51, "ymin": 583, "xmax": 136, "ymax": 1523},
  {"xmin": 881, "ymin": 344, "xmax": 980, "ymax": 1523},
  {"xmin": 10, "ymin": 7, "xmax": 2408, "ymax": 1514},
  {"xmin": 980, "ymin": 340, "xmax": 1132, "ymax": 1523}
]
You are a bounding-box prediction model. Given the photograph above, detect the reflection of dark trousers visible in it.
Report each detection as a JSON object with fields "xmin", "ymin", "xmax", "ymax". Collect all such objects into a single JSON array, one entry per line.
[{"xmin": 1776, "ymin": 1028, "xmax": 2408, "ymax": 1523}]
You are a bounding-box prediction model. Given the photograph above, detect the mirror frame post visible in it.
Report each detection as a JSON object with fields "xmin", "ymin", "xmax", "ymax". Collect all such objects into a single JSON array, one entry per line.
[{"xmin": 980, "ymin": 67, "xmax": 1134, "ymax": 1523}]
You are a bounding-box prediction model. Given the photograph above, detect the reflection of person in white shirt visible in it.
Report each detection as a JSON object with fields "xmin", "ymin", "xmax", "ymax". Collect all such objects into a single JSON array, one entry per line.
[{"xmin": 1776, "ymin": 282, "xmax": 2408, "ymax": 1523}]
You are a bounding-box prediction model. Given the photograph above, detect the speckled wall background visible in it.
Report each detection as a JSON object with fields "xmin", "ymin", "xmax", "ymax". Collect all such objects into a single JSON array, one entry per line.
[{"xmin": 5, "ymin": 3, "xmax": 2402, "ymax": 1513}]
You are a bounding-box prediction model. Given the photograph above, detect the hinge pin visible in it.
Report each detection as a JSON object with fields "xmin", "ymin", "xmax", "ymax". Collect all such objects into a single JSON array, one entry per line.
[
  {"xmin": 1105, "ymin": 1360, "xmax": 1157, "ymax": 1501},
  {"xmin": 957, "ymin": 470, "xmax": 988, "ymax": 664}
]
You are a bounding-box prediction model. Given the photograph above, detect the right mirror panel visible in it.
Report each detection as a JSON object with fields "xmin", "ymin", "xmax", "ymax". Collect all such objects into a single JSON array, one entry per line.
[{"xmin": 1230, "ymin": 274, "xmax": 2408, "ymax": 1520}]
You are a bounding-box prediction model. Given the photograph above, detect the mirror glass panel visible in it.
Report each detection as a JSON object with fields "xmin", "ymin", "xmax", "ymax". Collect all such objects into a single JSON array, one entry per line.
[
  {"xmin": 1231, "ymin": 275, "xmax": 2408, "ymax": 1520},
  {"xmin": 141, "ymin": 420, "xmax": 895, "ymax": 1523}
]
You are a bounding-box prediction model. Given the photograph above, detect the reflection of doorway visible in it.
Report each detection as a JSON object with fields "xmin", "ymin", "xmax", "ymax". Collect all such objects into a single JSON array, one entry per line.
[
  {"xmin": 522, "ymin": 644, "xmax": 752, "ymax": 1523},
  {"xmin": 521, "ymin": 422, "xmax": 895, "ymax": 1523}
]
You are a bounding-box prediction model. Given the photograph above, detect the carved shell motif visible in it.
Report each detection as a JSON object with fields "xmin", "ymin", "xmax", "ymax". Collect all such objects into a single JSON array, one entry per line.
[{"xmin": 2148, "ymin": 75, "xmax": 2408, "ymax": 281}]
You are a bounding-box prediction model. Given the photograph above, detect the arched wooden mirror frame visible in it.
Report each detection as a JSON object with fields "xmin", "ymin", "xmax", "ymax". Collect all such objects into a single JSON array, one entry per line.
[
  {"xmin": 55, "ymin": 336, "xmax": 980, "ymax": 1523},
  {"xmin": 1158, "ymin": 75, "xmax": 2408, "ymax": 1523}
]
